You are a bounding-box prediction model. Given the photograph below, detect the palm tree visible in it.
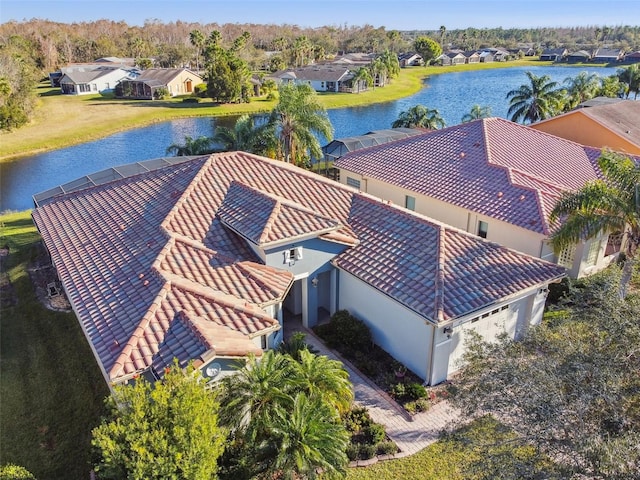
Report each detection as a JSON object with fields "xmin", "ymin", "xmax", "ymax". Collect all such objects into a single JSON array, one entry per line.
[
  {"xmin": 564, "ymin": 71, "xmax": 601, "ymax": 109},
  {"xmin": 189, "ymin": 29, "xmax": 205, "ymax": 71},
  {"xmin": 290, "ymin": 349, "xmax": 353, "ymax": 415},
  {"xmin": 549, "ymin": 151, "xmax": 640, "ymax": 299},
  {"xmin": 218, "ymin": 351, "xmax": 294, "ymax": 442},
  {"xmin": 617, "ymin": 64, "xmax": 640, "ymax": 99},
  {"xmin": 262, "ymin": 393, "xmax": 349, "ymax": 480},
  {"xmin": 267, "ymin": 83, "xmax": 333, "ymax": 166},
  {"xmin": 165, "ymin": 136, "xmax": 213, "ymax": 156},
  {"xmin": 212, "ymin": 114, "xmax": 273, "ymax": 155},
  {"xmin": 351, "ymin": 67, "xmax": 373, "ymax": 93},
  {"xmin": 392, "ymin": 104, "xmax": 445, "ymax": 129},
  {"xmin": 439, "ymin": 25, "xmax": 447, "ymax": 49},
  {"xmin": 461, "ymin": 104, "xmax": 492, "ymax": 123},
  {"xmin": 506, "ymin": 71, "xmax": 564, "ymax": 124}
]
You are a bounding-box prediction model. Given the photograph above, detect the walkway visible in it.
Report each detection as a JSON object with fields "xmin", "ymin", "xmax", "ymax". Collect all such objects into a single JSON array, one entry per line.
[{"xmin": 285, "ymin": 320, "xmax": 461, "ymax": 457}]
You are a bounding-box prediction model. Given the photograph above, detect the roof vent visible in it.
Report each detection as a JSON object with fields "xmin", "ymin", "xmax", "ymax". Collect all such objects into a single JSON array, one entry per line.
[
  {"xmin": 459, "ymin": 152, "xmax": 466, "ymax": 158},
  {"xmin": 497, "ymin": 191, "xmax": 503, "ymax": 198},
  {"xmin": 519, "ymin": 195, "xmax": 525, "ymax": 201}
]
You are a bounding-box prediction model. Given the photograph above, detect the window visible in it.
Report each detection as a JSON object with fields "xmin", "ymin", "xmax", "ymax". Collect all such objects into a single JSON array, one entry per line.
[
  {"xmin": 78, "ymin": 84, "xmax": 91, "ymax": 92},
  {"xmin": 284, "ymin": 246, "xmax": 303, "ymax": 263},
  {"xmin": 605, "ymin": 231, "xmax": 623, "ymax": 256},
  {"xmin": 405, "ymin": 195, "xmax": 416, "ymax": 211},
  {"xmin": 477, "ymin": 220, "xmax": 488, "ymax": 239},
  {"xmin": 558, "ymin": 245, "xmax": 575, "ymax": 269},
  {"xmin": 261, "ymin": 335, "xmax": 267, "ymax": 350},
  {"xmin": 346, "ymin": 177, "xmax": 361, "ymax": 189},
  {"xmin": 92, "ymin": 84, "xmax": 97, "ymax": 91},
  {"xmin": 585, "ymin": 240, "xmax": 600, "ymax": 266}
]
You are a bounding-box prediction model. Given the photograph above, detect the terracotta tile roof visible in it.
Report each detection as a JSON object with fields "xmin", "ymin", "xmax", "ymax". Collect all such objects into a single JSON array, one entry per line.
[
  {"xmin": 33, "ymin": 150, "xmax": 564, "ymax": 382},
  {"xmin": 334, "ymin": 118, "xmax": 605, "ymax": 235},
  {"xmin": 333, "ymin": 195, "xmax": 565, "ymax": 322},
  {"xmin": 218, "ymin": 181, "xmax": 343, "ymax": 246},
  {"xmin": 154, "ymin": 236, "xmax": 293, "ymax": 306}
]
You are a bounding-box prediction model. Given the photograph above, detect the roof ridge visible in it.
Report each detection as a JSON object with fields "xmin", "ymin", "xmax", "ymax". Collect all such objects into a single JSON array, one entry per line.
[
  {"xmin": 235, "ymin": 261, "xmax": 294, "ymax": 303},
  {"xmin": 176, "ymin": 311, "xmax": 215, "ymax": 351},
  {"xmin": 434, "ymin": 224, "xmax": 446, "ymax": 324},
  {"xmin": 160, "ymin": 155, "xmax": 214, "ymax": 233},
  {"xmin": 108, "ymin": 282, "xmax": 172, "ymax": 380},
  {"xmin": 258, "ymin": 195, "xmax": 281, "ymax": 245}
]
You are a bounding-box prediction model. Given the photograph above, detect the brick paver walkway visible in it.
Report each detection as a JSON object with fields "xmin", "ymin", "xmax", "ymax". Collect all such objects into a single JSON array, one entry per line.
[{"xmin": 286, "ymin": 322, "xmax": 461, "ymax": 457}]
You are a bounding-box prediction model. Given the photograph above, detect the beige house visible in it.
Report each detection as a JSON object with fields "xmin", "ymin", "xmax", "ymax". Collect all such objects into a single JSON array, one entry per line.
[
  {"xmin": 116, "ymin": 68, "xmax": 203, "ymax": 99},
  {"xmin": 334, "ymin": 117, "xmax": 633, "ymax": 278},
  {"xmin": 531, "ymin": 100, "xmax": 640, "ymax": 155}
]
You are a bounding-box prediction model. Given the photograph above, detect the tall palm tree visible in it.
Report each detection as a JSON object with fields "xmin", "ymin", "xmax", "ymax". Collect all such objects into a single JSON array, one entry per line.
[
  {"xmin": 262, "ymin": 393, "xmax": 349, "ymax": 480},
  {"xmin": 439, "ymin": 25, "xmax": 447, "ymax": 49},
  {"xmin": 189, "ymin": 29, "xmax": 205, "ymax": 71},
  {"xmin": 564, "ymin": 71, "xmax": 601, "ymax": 109},
  {"xmin": 461, "ymin": 104, "xmax": 492, "ymax": 123},
  {"xmin": 506, "ymin": 71, "xmax": 564, "ymax": 124},
  {"xmin": 392, "ymin": 104, "xmax": 445, "ymax": 129},
  {"xmin": 268, "ymin": 83, "xmax": 333, "ymax": 166},
  {"xmin": 549, "ymin": 151, "xmax": 640, "ymax": 299},
  {"xmin": 617, "ymin": 64, "xmax": 640, "ymax": 99},
  {"xmin": 290, "ymin": 349, "xmax": 353, "ymax": 415},
  {"xmin": 165, "ymin": 136, "xmax": 213, "ymax": 156}
]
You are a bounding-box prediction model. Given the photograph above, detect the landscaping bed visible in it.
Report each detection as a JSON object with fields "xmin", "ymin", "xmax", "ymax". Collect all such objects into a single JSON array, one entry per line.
[{"xmin": 313, "ymin": 310, "xmax": 448, "ymax": 415}]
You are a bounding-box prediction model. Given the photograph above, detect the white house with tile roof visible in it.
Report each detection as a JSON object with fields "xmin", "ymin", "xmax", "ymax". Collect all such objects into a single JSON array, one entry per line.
[
  {"xmin": 334, "ymin": 117, "xmax": 638, "ymax": 279},
  {"xmin": 32, "ymin": 152, "xmax": 564, "ymax": 386}
]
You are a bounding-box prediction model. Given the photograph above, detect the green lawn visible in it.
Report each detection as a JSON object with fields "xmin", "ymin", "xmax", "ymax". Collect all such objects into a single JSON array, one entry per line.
[{"xmin": 0, "ymin": 211, "xmax": 109, "ymax": 479}]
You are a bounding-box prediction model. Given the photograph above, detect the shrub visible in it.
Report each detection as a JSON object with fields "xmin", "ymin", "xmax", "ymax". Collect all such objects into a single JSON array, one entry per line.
[
  {"xmin": 405, "ymin": 398, "xmax": 430, "ymax": 414},
  {"xmin": 406, "ymin": 382, "xmax": 427, "ymax": 400},
  {"xmin": 330, "ymin": 310, "xmax": 372, "ymax": 353},
  {"xmin": 358, "ymin": 443, "xmax": 378, "ymax": 460},
  {"xmin": 153, "ymin": 87, "xmax": 170, "ymax": 100},
  {"xmin": 363, "ymin": 423, "xmax": 386, "ymax": 445},
  {"xmin": 194, "ymin": 83, "xmax": 207, "ymax": 97},
  {"xmin": 377, "ymin": 441, "xmax": 398, "ymax": 455},
  {"xmin": 0, "ymin": 464, "xmax": 36, "ymax": 480},
  {"xmin": 346, "ymin": 442, "xmax": 360, "ymax": 461},
  {"xmin": 389, "ymin": 382, "xmax": 406, "ymax": 400},
  {"xmin": 182, "ymin": 97, "xmax": 200, "ymax": 103},
  {"xmin": 343, "ymin": 406, "xmax": 372, "ymax": 433}
]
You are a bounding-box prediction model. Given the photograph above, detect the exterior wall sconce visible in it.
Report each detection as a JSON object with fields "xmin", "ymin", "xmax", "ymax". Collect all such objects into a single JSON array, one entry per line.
[
  {"xmin": 443, "ymin": 326, "xmax": 453, "ymax": 338},
  {"xmin": 311, "ymin": 277, "xmax": 319, "ymax": 288}
]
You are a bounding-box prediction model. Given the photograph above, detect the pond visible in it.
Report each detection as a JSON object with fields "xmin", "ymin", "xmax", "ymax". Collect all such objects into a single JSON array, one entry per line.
[{"xmin": 0, "ymin": 65, "xmax": 619, "ymax": 211}]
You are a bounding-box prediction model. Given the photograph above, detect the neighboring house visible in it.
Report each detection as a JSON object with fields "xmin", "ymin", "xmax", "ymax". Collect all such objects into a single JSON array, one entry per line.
[
  {"xmin": 321, "ymin": 128, "xmax": 425, "ymax": 171},
  {"xmin": 116, "ymin": 68, "xmax": 203, "ymax": 99},
  {"xmin": 531, "ymin": 100, "xmax": 640, "ymax": 155},
  {"xmin": 268, "ymin": 66, "xmax": 355, "ymax": 92},
  {"xmin": 32, "ymin": 152, "xmax": 564, "ymax": 387},
  {"xmin": 330, "ymin": 52, "xmax": 376, "ymax": 67},
  {"xmin": 592, "ymin": 48, "xmax": 624, "ymax": 63},
  {"xmin": 334, "ymin": 117, "xmax": 637, "ymax": 278},
  {"xmin": 539, "ymin": 48, "xmax": 568, "ymax": 61},
  {"xmin": 398, "ymin": 52, "xmax": 424, "ymax": 67},
  {"xmin": 463, "ymin": 51, "xmax": 481, "ymax": 63},
  {"xmin": 59, "ymin": 66, "xmax": 136, "ymax": 95},
  {"xmin": 479, "ymin": 51, "xmax": 494, "ymax": 63},
  {"xmin": 444, "ymin": 51, "xmax": 466, "ymax": 65},
  {"xmin": 567, "ymin": 50, "xmax": 592, "ymax": 63},
  {"xmin": 623, "ymin": 51, "xmax": 640, "ymax": 63}
]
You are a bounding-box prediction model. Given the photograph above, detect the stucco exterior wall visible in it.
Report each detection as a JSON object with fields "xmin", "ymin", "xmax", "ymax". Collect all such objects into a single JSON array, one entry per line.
[
  {"xmin": 531, "ymin": 114, "xmax": 640, "ymax": 155},
  {"xmin": 337, "ymin": 270, "xmax": 433, "ymax": 380}
]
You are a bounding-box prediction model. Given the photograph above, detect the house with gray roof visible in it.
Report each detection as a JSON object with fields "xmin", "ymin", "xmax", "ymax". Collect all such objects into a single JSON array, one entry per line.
[
  {"xmin": 116, "ymin": 68, "xmax": 203, "ymax": 99},
  {"xmin": 267, "ymin": 65, "xmax": 355, "ymax": 92},
  {"xmin": 539, "ymin": 48, "xmax": 568, "ymax": 61},
  {"xmin": 593, "ymin": 48, "xmax": 624, "ymax": 63},
  {"xmin": 32, "ymin": 151, "xmax": 564, "ymax": 387},
  {"xmin": 59, "ymin": 65, "xmax": 137, "ymax": 95},
  {"xmin": 334, "ymin": 117, "xmax": 638, "ymax": 279}
]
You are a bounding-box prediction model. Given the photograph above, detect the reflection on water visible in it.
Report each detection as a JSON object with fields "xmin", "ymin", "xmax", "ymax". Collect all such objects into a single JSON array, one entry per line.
[{"xmin": 1, "ymin": 66, "xmax": 619, "ymax": 211}]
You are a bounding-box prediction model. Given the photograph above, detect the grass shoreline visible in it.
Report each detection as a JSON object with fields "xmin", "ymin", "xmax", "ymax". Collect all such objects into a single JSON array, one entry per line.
[{"xmin": 0, "ymin": 60, "xmax": 549, "ymax": 163}]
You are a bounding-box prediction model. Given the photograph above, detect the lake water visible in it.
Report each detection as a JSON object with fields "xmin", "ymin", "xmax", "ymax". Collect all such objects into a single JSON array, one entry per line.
[{"xmin": 1, "ymin": 65, "xmax": 619, "ymax": 211}]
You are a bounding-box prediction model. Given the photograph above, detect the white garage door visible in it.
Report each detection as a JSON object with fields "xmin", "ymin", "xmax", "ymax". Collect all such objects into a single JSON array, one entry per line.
[{"xmin": 447, "ymin": 306, "xmax": 510, "ymax": 374}]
